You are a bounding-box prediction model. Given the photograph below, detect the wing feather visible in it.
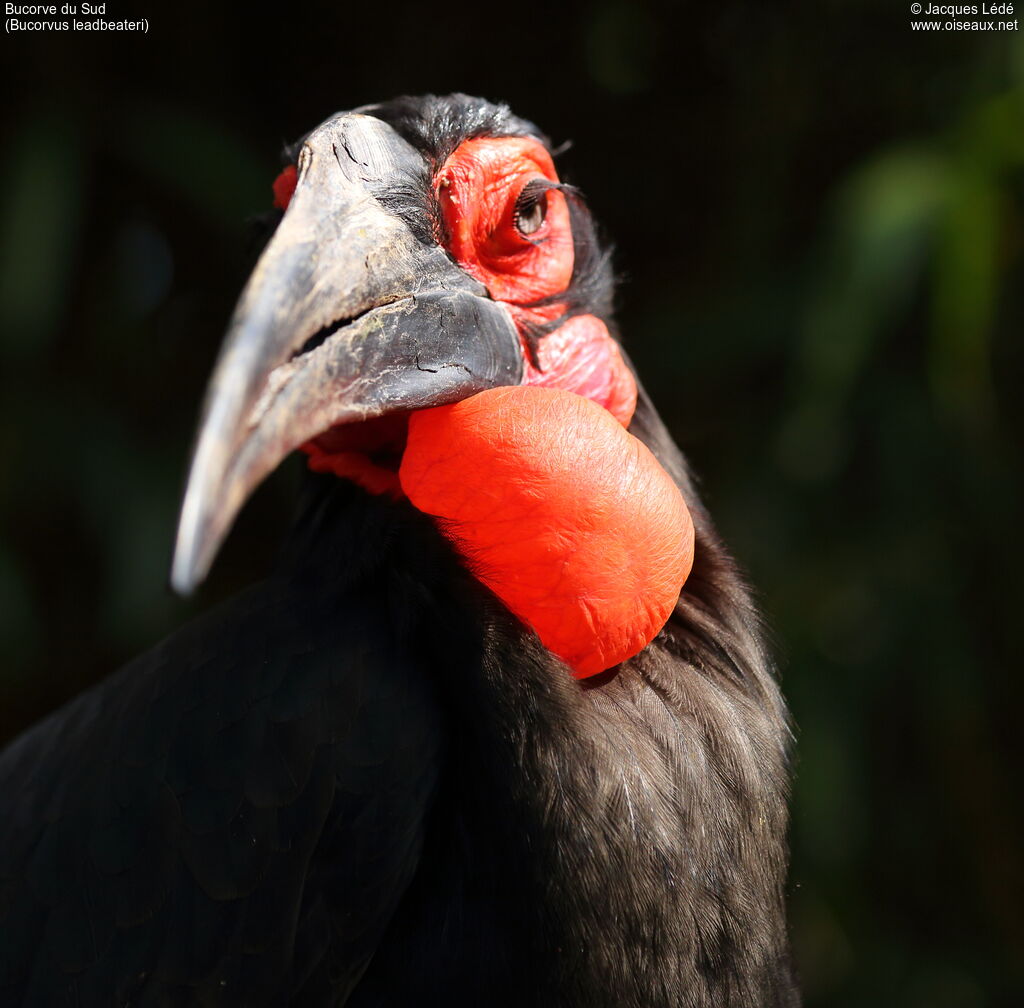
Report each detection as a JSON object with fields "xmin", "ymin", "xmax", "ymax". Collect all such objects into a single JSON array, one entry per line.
[{"xmin": 0, "ymin": 565, "xmax": 444, "ymax": 1005}]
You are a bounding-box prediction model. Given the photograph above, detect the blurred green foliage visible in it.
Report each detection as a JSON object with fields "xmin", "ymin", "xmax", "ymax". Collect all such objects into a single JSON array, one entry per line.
[{"xmin": 1, "ymin": 2, "xmax": 1021, "ymax": 1004}]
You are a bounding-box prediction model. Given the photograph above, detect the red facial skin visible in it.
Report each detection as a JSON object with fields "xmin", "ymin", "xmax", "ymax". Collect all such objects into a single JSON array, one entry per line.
[
  {"xmin": 435, "ymin": 137, "xmax": 637, "ymax": 426},
  {"xmin": 279, "ymin": 138, "xmax": 691, "ymax": 677},
  {"xmin": 436, "ymin": 137, "xmax": 574, "ymax": 304}
]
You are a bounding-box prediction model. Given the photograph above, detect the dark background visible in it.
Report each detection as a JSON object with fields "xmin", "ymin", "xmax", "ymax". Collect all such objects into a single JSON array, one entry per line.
[{"xmin": 2, "ymin": 2, "xmax": 1021, "ymax": 1004}]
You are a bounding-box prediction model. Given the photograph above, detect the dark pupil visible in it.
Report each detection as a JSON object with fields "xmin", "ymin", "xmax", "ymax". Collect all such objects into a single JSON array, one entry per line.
[{"xmin": 515, "ymin": 185, "xmax": 548, "ymax": 236}]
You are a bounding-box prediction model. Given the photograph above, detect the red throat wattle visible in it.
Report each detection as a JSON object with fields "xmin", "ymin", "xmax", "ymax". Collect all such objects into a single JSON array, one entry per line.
[
  {"xmin": 282, "ymin": 136, "xmax": 693, "ymax": 677},
  {"xmin": 400, "ymin": 387, "xmax": 694, "ymax": 678}
]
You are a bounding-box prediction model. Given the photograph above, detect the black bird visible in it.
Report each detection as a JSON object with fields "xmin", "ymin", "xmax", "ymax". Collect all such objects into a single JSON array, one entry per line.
[{"xmin": 0, "ymin": 94, "xmax": 798, "ymax": 1006}]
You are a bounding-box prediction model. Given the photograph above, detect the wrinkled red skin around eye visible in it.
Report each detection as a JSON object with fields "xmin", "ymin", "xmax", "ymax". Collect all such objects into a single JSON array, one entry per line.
[
  {"xmin": 400, "ymin": 387, "xmax": 695, "ymax": 678},
  {"xmin": 436, "ymin": 137, "xmax": 574, "ymax": 305}
]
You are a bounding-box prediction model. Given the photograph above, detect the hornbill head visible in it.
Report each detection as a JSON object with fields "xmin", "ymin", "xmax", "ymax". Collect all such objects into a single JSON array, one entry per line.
[{"xmin": 172, "ymin": 94, "xmax": 694, "ymax": 678}]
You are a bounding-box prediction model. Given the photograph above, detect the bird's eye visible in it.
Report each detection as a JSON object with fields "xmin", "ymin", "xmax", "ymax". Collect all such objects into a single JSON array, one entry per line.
[{"xmin": 514, "ymin": 181, "xmax": 549, "ymax": 237}]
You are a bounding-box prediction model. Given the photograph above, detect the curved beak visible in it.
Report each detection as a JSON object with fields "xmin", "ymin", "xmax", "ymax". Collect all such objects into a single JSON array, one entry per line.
[{"xmin": 171, "ymin": 113, "xmax": 522, "ymax": 594}]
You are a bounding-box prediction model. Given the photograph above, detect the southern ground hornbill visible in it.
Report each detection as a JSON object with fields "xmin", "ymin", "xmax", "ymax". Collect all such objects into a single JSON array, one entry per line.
[{"xmin": 0, "ymin": 95, "xmax": 798, "ymax": 1006}]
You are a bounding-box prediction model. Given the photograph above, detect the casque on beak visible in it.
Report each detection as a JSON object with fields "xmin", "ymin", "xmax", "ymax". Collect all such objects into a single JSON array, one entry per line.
[{"xmin": 171, "ymin": 112, "xmax": 523, "ymax": 594}]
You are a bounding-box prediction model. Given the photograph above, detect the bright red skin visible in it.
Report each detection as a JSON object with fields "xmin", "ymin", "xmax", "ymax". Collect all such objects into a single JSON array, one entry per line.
[
  {"xmin": 273, "ymin": 165, "xmax": 297, "ymax": 210},
  {"xmin": 520, "ymin": 314, "xmax": 637, "ymax": 428},
  {"xmin": 400, "ymin": 387, "xmax": 694, "ymax": 678}
]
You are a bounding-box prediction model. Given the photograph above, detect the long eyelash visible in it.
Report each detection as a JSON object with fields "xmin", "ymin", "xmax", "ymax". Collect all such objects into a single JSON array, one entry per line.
[
  {"xmin": 514, "ymin": 178, "xmax": 573, "ymax": 243},
  {"xmin": 515, "ymin": 177, "xmax": 560, "ymax": 212}
]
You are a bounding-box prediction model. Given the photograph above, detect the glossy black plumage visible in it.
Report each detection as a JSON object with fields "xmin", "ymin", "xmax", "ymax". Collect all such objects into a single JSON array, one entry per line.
[
  {"xmin": 0, "ymin": 488, "xmax": 451, "ymax": 1003},
  {"xmin": 0, "ymin": 95, "xmax": 799, "ymax": 1006}
]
